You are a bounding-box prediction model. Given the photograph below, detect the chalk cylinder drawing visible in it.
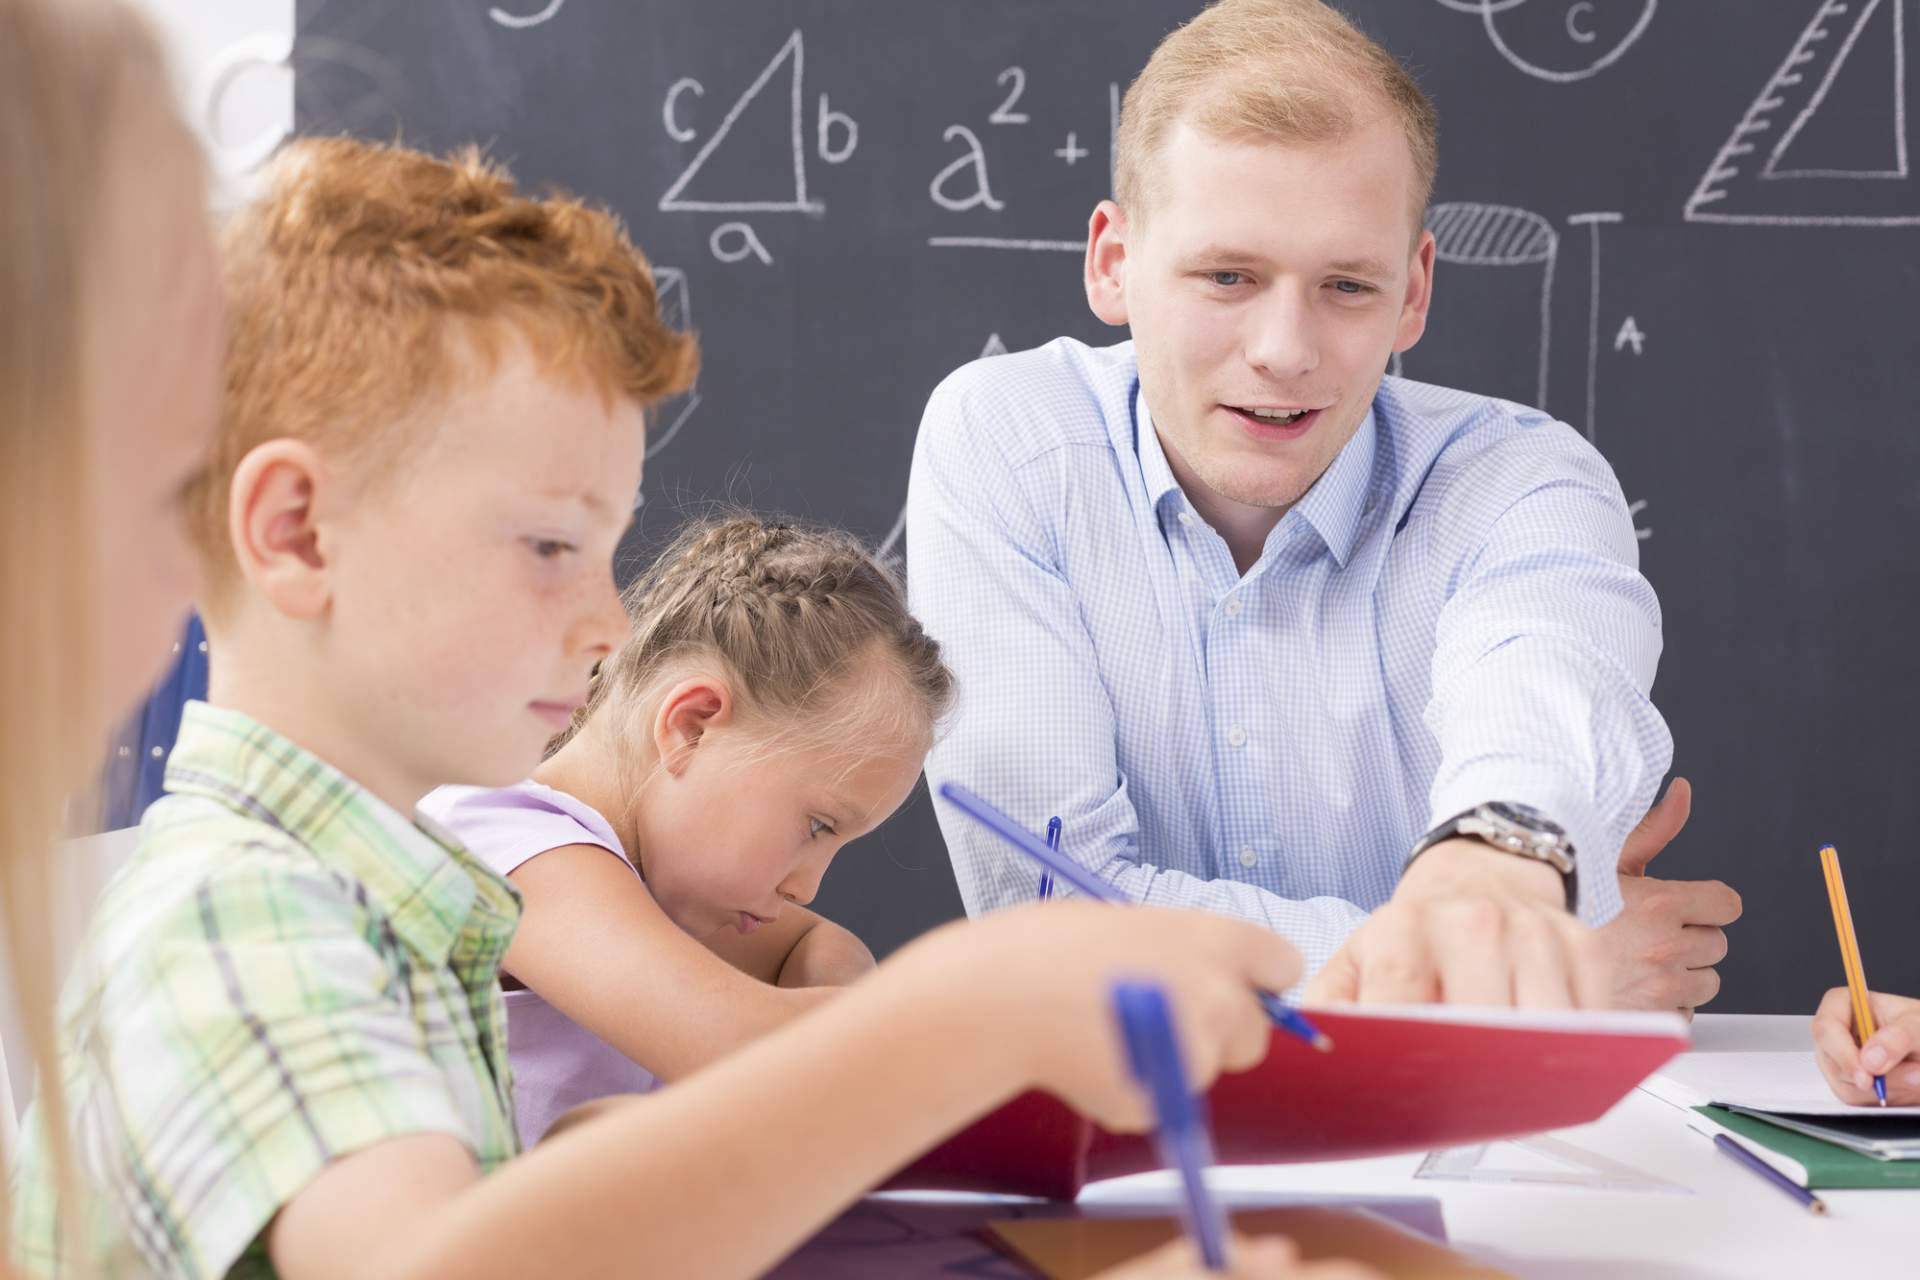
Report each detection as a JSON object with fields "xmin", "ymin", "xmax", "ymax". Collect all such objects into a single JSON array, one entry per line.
[{"xmin": 1403, "ymin": 202, "xmax": 1558, "ymax": 412}]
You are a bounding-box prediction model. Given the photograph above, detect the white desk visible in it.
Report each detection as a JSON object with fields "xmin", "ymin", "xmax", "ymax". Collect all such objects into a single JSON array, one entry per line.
[{"xmin": 1077, "ymin": 1015, "xmax": 1910, "ymax": 1279}]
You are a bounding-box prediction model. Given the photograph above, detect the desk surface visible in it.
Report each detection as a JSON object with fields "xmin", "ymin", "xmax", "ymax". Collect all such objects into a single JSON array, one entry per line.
[{"xmin": 1078, "ymin": 1014, "xmax": 1909, "ymax": 1279}]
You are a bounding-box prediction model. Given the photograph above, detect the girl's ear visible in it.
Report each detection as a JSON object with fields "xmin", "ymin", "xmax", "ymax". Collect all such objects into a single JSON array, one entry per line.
[{"xmin": 652, "ymin": 675, "xmax": 734, "ymax": 777}]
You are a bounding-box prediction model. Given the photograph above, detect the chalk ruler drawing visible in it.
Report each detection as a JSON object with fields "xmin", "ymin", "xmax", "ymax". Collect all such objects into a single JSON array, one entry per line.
[
  {"xmin": 1432, "ymin": 0, "xmax": 1659, "ymax": 84},
  {"xmin": 488, "ymin": 0, "xmax": 565, "ymax": 29},
  {"xmin": 1686, "ymin": 0, "xmax": 1919, "ymax": 224}
]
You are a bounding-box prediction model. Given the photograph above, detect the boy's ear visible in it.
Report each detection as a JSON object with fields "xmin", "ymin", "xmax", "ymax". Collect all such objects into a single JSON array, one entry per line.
[
  {"xmin": 1084, "ymin": 200, "xmax": 1132, "ymax": 328},
  {"xmin": 653, "ymin": 677, "xmax": 734, "ymax": 777},
  {"xmin": 227, "ymin": 439, "xmax": 333, "ymax": 620}
]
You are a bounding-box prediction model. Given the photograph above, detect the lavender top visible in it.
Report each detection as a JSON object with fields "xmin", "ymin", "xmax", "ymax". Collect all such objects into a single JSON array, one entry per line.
[{"xmin": 419, "ymin": 780, "xmax": 658, "ymax": 1149}]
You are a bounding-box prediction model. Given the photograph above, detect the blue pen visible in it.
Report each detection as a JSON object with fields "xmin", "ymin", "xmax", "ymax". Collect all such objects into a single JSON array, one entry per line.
[
  {"xmin": 1112, "ymin": 980, "xmax": 1232, "ymax": 1271},
  {"xmin": 939, "ymin": 782, "xmax": 1333, "ymax": 1052},
  {"xmin": 1038, "ymin": 816, "xmax": 1061, "ymax": 900}
]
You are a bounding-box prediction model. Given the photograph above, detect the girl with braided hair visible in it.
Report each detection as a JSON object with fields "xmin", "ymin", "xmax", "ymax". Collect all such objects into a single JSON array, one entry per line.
[{"xmin": 419, "ymin": 513, "xmax": 952, "ymax": 1149}]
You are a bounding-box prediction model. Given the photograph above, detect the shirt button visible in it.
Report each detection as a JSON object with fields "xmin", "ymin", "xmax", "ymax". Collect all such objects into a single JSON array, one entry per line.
[
  {"xmin": 1177, "ymin": 511, "xmax": 1196, "ymax": 528},
  {"xmin": 1239, "ymin": 845, "xmax": 1258, "ymax": 868},
  {"xmin": 1224, "ymin": 597, "xmax": 1242, "ymax": 618},
  {"xmin": 198, "ymin": 640, "xmax": 210, "ymax": 654},
  {"xmin": 149, "ymin": 746, "xmax": 165, "ymax": 759},
  {"xmin": 1227, "ymin": 725, "xmax": 1248, "ymax": 748}
]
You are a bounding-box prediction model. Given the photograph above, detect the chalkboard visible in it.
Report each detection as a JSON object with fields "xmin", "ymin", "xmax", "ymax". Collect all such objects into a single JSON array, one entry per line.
[{"xmin": 292, "ymin": 0, "xmax": 1920, "ymax": 1013}]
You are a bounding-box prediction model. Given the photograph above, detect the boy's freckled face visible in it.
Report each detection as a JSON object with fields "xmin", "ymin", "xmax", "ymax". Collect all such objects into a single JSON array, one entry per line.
[{"xmin": 324, "ymin": 343, "xmax": 643, "ymax": 798}]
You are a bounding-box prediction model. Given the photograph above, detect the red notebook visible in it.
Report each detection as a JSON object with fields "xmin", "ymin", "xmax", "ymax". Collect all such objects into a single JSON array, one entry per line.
[{"xmin": 884, "ymin": 1005, "xmax": 1689, "ymax": 1200}]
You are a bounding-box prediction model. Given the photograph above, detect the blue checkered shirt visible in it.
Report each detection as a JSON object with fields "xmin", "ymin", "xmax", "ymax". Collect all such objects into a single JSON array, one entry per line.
[{"xmin": 907, "ymin": 338, "xmax": 1672, "ymax": 975}]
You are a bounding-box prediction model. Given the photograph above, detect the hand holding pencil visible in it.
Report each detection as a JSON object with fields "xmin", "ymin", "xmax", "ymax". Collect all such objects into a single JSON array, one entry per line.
[
  {"xmin": 1813, "ymin": 987, "xmax": 1920, "ymax": 1107},
  {"xmin": 1813, "ymin": 844, "xmax": 1919, "ymax": 1106}
]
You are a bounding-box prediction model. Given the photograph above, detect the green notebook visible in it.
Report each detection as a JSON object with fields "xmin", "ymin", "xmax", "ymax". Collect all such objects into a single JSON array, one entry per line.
[{"xmin": 1697, "ymin": 1106, "xmax": 1920, "ymax": 1190}]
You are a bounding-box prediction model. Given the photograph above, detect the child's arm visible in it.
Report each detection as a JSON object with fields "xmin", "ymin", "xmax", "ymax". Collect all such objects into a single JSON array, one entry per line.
[
  {"xmin": 500, "ymin": 844, "xmax": 836, "ymax": 1079},
  {"xmin": 268, "ymin": 901, "xmax": 1300, "ymax": 1280},
  {"xmin": 699, "ymin": 904, "xmax": 876, "ymax": 987},
  {"xmin": 1812, "ymin": 987, "xmax": 1920, "ymax": 1105}
]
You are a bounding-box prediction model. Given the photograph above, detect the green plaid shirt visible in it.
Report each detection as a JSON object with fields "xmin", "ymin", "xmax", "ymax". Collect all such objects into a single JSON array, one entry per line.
[{"xmin": 9, "ymin": 702, "xmax": 523, "ymax": 1279}]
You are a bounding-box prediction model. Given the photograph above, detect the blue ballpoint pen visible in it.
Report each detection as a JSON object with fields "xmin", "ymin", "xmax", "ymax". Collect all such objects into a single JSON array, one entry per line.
[
  {"xmin": 939, "ymin": 781, "xmax": 1333, "ymax": 1052},
  {"xmin": 1039, "ymin": 816, "xmax": 1061, "ymax": 901},
  {"xmin": 1113, "ymin": 980, "xmax": 1233, "ymax": 1271}
]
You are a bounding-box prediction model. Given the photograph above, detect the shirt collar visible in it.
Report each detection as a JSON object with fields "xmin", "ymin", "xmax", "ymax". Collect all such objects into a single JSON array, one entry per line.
[
  {"xmin": 1134, "ymin": 384, "xmax": 1378, "ymax": 569},
  {"xmin": 1134, "ymin": 386, "xmax": 1191, "ymax": 519},
  {"xmin": 164, "ymin": 700, "xmax": 514, "ymax": 967},
  {"xmin": 1291, "ymin": 406, "xmax": 1377, "ymax": 569}
]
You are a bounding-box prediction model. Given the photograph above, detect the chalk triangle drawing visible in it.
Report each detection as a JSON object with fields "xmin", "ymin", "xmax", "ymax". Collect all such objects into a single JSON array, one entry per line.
[
  {"xmin": 659, "ymin": 30, "xmax": 820, "ymax": 213},
  {"xmin": 980, "ymin": 332, "xmax": 1009, "ymax": 358},
  {"xmin": 1686, "ymin": 0, "xmax": 1919, "ymax": 225}
]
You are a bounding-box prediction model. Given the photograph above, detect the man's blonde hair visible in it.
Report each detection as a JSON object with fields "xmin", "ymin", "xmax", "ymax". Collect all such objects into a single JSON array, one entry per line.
[
  {"xmin": 1115, "ymin": 0, "xmax": 1438, "ymax": 229},
  {"xmin": 193, "ymin": 136, "xmax": 699, "ymax": 613}
]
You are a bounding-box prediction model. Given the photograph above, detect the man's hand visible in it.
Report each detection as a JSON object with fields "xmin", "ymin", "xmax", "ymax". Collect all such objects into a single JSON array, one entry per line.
[
  {"xmin": 1304, "ymin": 832, "xmax": 1609, "ymax": 1008},
  {"xmin": 1593, "ymin": 778, "xmax": 1741, "ymax": 1014}
]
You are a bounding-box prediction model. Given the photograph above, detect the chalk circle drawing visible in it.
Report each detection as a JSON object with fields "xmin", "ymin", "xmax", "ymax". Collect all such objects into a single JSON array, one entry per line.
[
  {"xmin": 1686, "ymin": 0, "xmax": 1919, "ymax": 225},
  {"xmin": 930, "ymin": 125, "xmax": 1006, "ymax": 211},
  {"xmin": 488, "ymin": 0, "xmax": 565, "ymax": 29},
  {"xmin": 878, "ymin": 333, "xmax": 1011, "ymax": 569},
  {"xmin": 1431, "ymin": 0, "xmax": 1659, "ymax": 83},
  {"xmin": 1629, "ymin": 498, "xmax": 1652, "ymax": 541},
  {"xmin": 659, "ymin": 30, "xmax": 827, "ymax": 214},
  {"xmin": 642, "ymin": 268, "xmax": 702, "ymax": 475},
  {"xmin": 198, "ymin": 31, "xmax": 294, "ymax": 176}
]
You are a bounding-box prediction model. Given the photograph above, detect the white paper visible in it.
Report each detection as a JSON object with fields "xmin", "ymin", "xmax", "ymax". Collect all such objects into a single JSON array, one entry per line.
[{"xmin": 1642, "ymin": 1051, "xmax": 1920, "ymax": 1117}]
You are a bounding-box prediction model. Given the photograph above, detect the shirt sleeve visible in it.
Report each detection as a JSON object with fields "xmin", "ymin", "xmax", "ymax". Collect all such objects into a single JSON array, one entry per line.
[
  {"xmin": 1424, "ymin": 433, "xmax": 1674, "ymax": 927},
  {"xmin": 908, "ymin": 368, "xmax": 1369, "ymax": 969},
  {"xmin": 72, "ymin": 850, "xmax": 477, "ymax": 1280}
]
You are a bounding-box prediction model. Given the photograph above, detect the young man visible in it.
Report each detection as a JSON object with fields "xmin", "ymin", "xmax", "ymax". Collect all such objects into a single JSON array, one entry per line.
[
  {"xmin": 909, "ymin": 0, "xmax": 1740, "ymax": 1010},
  {"xmin": 8, "ymin": 137, "xmax": 1355, "ymax": 1280}
]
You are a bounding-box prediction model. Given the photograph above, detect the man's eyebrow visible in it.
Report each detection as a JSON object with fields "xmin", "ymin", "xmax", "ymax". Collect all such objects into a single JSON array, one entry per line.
[{"xmin": 1326, "ymin": 256, "xmax": 1396, "ymax": 279}]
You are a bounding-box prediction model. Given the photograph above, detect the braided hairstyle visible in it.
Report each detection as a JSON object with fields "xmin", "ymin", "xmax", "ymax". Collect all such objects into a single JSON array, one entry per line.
[{"xmin": 550, "ymin": 514, "xmax": 953, "ymax": 764}]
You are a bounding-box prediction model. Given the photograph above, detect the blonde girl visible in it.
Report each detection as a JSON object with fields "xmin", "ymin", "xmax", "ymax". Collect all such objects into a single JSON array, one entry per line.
[
  {"xmin": 420, "ymin": 515, "xmax": 948, "ymax": 1145},
  {"xmin": 0, "ymin": 0, "xmax": 222, "ymax": 1259}
]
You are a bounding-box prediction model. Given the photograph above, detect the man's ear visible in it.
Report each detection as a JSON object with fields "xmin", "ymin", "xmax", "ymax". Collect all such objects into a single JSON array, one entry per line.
[
  {"xmin": 652, "ymin": 676, "xmax": 734, "ymax": 778},
  {"xmin": 1084, "ymin": 200, "xmax": 1133, "ymax": 327},
  {"xmin": 1392, "ymin": 229, "xmax": 1437, "ymax": 355},
  {"xmin": 227, "ymin": 439, "xmax": 333, "ymax": 620}
]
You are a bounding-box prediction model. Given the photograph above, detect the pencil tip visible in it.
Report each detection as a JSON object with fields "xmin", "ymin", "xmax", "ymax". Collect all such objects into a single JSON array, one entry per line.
[
  {"xmin": 1312, "ymin": 1033, "xmax": 1334, "ymax": 1053},
  {"xmin": 1810, "ymin": 1200, "xmax": 1829, "ymax": 1216}
]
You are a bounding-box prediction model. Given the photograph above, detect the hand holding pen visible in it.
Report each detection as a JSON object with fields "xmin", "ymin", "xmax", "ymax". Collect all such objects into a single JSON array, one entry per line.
[
  {"xmin": 943, "ymin": 782, "xmax": 1332, "ymax": 1053},
  {"xmin": 1105, "ymin": 981, "xmax": 1385, "ymax": 1280}
]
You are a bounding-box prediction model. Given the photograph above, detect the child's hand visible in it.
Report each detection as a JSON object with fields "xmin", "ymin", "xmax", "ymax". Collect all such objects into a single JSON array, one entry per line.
[
  {"xmin": 1090, "ymin": 1235, "xmax": 1384, "ymax": 1279},
  {"xmin": 1813, "ymin": 988, "xmax": 1920, "ymax": 1105},
  {"xmin": 904, "ymin": 901, "xmax": 1300, "ymax": 1133}
]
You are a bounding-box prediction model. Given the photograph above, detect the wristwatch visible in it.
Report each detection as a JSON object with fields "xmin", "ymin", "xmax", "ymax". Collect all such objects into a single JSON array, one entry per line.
[{"xmin": 1406, "ymin": 801, "xmax": 1578, "ymax": 912}]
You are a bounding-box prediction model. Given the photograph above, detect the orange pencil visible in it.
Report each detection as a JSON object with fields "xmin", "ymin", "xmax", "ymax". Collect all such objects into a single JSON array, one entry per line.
[{"xmin": 1818, "ymin": 844, "xmax": 1886, "ymax": 1106}]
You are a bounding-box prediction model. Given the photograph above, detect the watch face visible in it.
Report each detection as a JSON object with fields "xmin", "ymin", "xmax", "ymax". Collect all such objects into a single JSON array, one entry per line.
[{"xmin": 1484, "ymin": 801, "xmax": 1565, "ymax": 838}]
